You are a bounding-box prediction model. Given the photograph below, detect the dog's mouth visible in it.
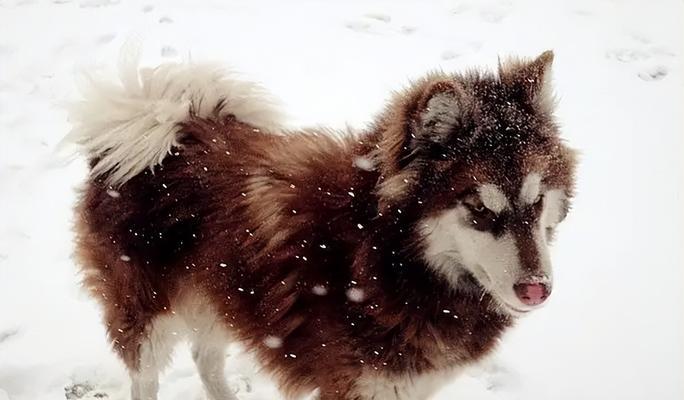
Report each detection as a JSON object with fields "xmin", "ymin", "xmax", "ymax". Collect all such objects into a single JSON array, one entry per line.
[
  {"xmin": 499, "ymin": 302, "xmax": 532, "ymax": 315},
  {"xmin": 443, "ymin": 256, "xmax": 535, "ymax": 318}
]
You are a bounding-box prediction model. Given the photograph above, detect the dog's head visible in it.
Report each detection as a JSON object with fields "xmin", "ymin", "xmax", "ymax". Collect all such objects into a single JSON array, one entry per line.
[{"xmin": 374, "ymin": 51, "xmax": 576, "ymax": 316}]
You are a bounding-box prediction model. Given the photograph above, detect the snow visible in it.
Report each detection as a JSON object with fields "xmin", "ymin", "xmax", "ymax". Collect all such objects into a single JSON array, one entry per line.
[
  {"xmin": 262, "ymin": 336, "xmax": 283, "ymax": 350},
  {"xmin": 0, "ymin": 0, "xmax": 682, "ymax": 399},
  {"xmin": 346, "ymin": 287, "xmax": 366, "ymax": 303}
]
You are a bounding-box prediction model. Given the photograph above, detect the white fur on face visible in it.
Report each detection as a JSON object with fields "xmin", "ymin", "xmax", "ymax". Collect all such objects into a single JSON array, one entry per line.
[
  {"xmin": 420, "ymin": 185, "xmax": 566, "ymax": 315},
  {"xmin": 519, "ymin": 173, "xmax": 542, "ymax": 205},
  {"xmin": 478, "ymin": 184, "xmax": 510, "ymax": 213},
  {"xmin": 420, "ymin": 207, "xmax": 523, "ymax": 312},
  {"xmin": 541, "ymin": 188, "xmax": 566, "ymax": 230}
]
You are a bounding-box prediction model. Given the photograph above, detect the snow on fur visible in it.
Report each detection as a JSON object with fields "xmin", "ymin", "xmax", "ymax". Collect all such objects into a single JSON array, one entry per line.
[{"xmin": 65, "ymin": 49, "xmax": 285, "ymax": 186}]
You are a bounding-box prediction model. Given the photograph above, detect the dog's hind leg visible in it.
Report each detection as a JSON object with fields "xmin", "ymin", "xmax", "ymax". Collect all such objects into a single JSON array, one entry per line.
[
  {"xmin": 192, "ymin": 339, "xmax": 236, "ymax": 400},
  {"xmin": 121, "ymin": 315, "xmax": 180, "ymax": 400},
  {"xmin": 188, "ymin": 314, "xmax": 236, "ymax": 400}
]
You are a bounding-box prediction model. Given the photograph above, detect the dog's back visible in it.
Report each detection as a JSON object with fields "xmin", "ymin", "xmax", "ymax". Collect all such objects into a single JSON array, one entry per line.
[{"xmin": 70, "ymin": 57, "xmax": 389, "ymax": 399}]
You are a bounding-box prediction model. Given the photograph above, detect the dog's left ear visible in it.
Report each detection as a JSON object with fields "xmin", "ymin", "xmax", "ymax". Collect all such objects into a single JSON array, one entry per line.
[{"xmin": 499, "ymin": 50, "xmax": 555, "ymax": 110}]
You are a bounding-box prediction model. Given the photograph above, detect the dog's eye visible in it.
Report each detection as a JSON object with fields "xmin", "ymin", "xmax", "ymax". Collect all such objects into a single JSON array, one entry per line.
[
  {"xmin": 463, "ymin": 195, "xmax": 488, "ymax": 215},
  {"xmin": 469, "ymin": 204, "xmax": 494, "ymax": 220},
  {"xmin": 533, "ymin": 194, "xmax": 544, "ymax": 210},
  {"xmin": 463, "ymin": 198, "xmax": 500, "ymax": 232}
]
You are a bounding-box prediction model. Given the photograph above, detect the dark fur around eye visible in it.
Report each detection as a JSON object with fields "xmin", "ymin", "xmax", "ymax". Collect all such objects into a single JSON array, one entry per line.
[
  {"xmin": 465, "ymin": 204, "xmax": 500, "ymax": 232},
  {"xmin": 532, "ymin": 194, "xmax": 544, "ymax": 212}
]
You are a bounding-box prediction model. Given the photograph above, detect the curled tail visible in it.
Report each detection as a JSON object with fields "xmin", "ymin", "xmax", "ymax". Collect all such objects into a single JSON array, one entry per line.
[{"xmin": 65, "ymin": 50, "xmax": 285, "ymax": 186}]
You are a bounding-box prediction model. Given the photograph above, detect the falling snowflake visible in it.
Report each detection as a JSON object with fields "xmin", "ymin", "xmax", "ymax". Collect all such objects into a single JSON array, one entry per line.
[
  {"xmin": 353, "ymin": 156, "xmax": 375, "ymax": 171},
  {"xmin": 312, "ymin": 285, "xmax": 328, "ymax": 296},
  {"xmin": 346, "ymin": 287, "xmax": 365, "ymax": 303},
  {"xmin": 263, "ymin": 335, "xmax": 283, "ymax": 349}
]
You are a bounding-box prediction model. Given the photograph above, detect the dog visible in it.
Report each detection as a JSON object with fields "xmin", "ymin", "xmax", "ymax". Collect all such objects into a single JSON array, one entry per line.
[{"xmin": 67, "ymin": 50, "xmax": 576, "ymax": 400}]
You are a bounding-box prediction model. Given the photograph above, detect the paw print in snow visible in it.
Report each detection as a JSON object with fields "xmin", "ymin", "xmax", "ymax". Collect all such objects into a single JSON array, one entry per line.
[
  {"xmin": 65, "ymin": 383, "xmax": 98, "ymax": 399},
  {"xmin": 161, "ymin": 46, "xmax": 178, "ymax": 58},
  {"xmin": 346, "ymin": 13, "xmax": 405, "ymax": 35},
  {"xmin": 638, "ymin": 65, "xmax": 668, "ymax": 81},
  {"xmin": 606, "ymin": 39, "xmax": 675, "ymax": 82},
  {"xmin": 95, "ymin": 33, "xmax": 116, "ymax": 45},
  {"xmin": 364, "ymin": 13, "xmax": 391, "ymax": 23},
  {"xmin": 478, "ymin": 0, "xmax": 513, "ymax": 23},
  {"xmin": 79, "ymin": 0, "xmax": 120, "ymax": 8},
  {"xmin": 441, "ymin": 50, "xmax": 460, "ymax": 61},
  {"xmin": 606, "ymin": 48, "xmax": 651, "ymax": 63},
  {"xmin": 468, "ymin": 359, "xmax": 521, "ymax": 394}
]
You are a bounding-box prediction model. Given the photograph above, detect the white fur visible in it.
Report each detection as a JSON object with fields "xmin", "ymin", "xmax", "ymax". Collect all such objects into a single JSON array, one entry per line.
[
  {"xmin": 519, "ymin": 173, "xmax": 542, "ymax": 204},
  {"xmin": 130, "ymin": 295, "xmax": 237, "ymax": 400},
  {"xmin": 541, "ymin": 188, "xmax": 565, "ymax": 229},
  {"xmin": 420, "ymin": 208, "xmax": 524, "ymax": 313},
  {"xmin": 352, "ymin": 369, "xmax": 459, "ymax": 400},
  {"xmin": 65, "ymin": 49, "xmax": 285, "ymax": 186},
  {"xmin": 190, "ymin": 324, "xmax": 236, "ymax": 400},
  {"xmin": 420, "ymin": 187, "xmax": 564, "ymax": 315},
  {"xmin": 130, "ymin": 315, "xmax": 182, "ymax": 400},
  {"xmin": 478, "ymin": 184, "xmax": 510, "ymax": 213}
]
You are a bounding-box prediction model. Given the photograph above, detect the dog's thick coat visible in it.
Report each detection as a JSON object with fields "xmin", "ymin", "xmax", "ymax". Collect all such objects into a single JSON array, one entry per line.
[{"xmin": 70, "ymin": 51, "xmax": 576, "ymax": 400}]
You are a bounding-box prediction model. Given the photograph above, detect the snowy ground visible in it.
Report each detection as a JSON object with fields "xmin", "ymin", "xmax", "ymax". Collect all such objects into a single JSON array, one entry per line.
[{"xmin": 0, "ymin": 0, "xmax": 683, "ymax": 399}]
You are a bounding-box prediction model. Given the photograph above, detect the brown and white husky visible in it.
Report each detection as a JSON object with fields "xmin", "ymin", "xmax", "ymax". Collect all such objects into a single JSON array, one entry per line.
[{"xmin": 67, "ymin": 50, "xmax": 576, "ymax": 400}]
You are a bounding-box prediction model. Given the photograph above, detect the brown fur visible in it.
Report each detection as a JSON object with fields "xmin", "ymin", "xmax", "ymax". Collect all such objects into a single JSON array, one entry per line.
[{"xmin": 74, "ymin": 52, "xmax": 576, "ymax": 399}]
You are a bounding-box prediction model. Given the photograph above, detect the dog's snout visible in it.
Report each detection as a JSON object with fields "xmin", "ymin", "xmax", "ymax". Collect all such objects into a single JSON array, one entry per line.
[{"xmin": 513, "ymin": 282, "xmax": 550, "ymax": 306}]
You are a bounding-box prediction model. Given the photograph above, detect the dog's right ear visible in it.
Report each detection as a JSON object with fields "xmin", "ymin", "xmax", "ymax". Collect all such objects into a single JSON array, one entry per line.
[
  {"xmin": 377, "ymin": 77, "xmax": 468, "ymax": 207},
  {"xmin": 499, "ymin": 50, "xmax": 555, "ymax": 112}
]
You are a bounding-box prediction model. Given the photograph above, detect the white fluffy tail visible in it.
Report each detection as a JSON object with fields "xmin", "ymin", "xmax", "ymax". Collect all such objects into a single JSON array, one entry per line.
[{"xmin": 65, "ymin": 50, "xmax": 285, "ymax": 186}]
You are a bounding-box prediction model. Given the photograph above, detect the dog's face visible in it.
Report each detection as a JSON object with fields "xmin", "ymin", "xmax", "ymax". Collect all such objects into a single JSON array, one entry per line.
[
  {"xmin": 419, "ymin": 172, "xmax": 571, "ymax": 316},
  {"xmin": 376, "ymin": 51, "xmax": 576, "ymax": 316}
]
